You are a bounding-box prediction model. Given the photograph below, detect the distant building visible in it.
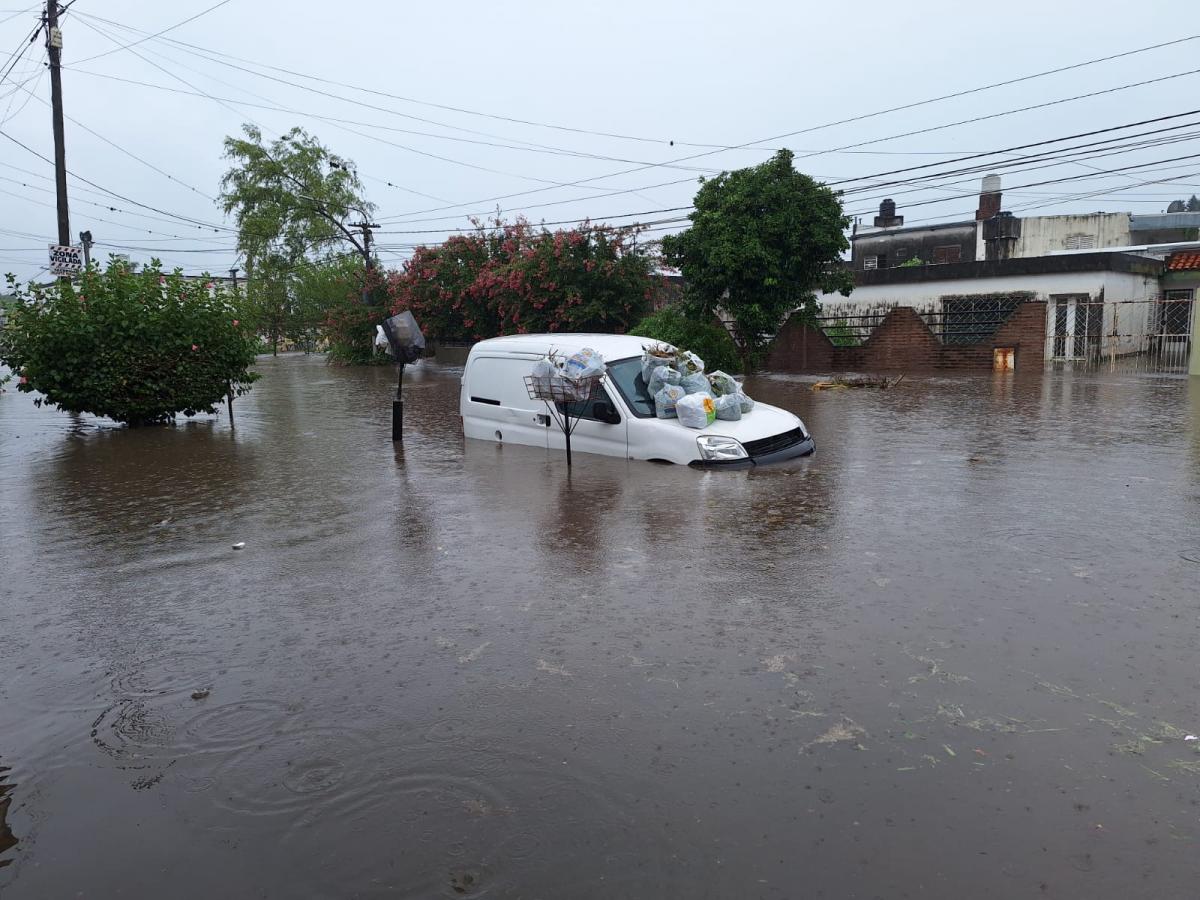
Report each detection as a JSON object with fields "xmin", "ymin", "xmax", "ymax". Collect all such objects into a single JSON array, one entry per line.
[{"xmin": 821, "ymin": 177, "xmax": 1199, "ymax": 372}]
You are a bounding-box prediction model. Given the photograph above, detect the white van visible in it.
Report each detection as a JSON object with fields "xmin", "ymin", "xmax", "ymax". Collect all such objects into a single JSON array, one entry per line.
[{"xmin": 460, "ymin": 334, "xmax": 815, "ymax": 468}]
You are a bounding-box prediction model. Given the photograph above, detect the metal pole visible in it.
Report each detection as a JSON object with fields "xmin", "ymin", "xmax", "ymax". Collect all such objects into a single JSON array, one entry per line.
[
  {"xmin": 391, "ymin": 362, "xmax": 405, "ymax": 442},
  {"xmin": 46, "ymin": 2, "xmax": 69, "ymax": 249},
  {"xmin": 564, "ymin": 407, "xmax": 573, "ymax": 467},
  {"xmin": 79, "ymin": 230, "xmax": 92, "ymax": 268}
]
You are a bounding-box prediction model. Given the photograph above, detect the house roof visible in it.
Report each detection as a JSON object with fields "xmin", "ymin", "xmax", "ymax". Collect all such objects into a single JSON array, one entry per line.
[{"xmin": 1166, "ymin": 251, "xmax": 1200, "ymax": 271}]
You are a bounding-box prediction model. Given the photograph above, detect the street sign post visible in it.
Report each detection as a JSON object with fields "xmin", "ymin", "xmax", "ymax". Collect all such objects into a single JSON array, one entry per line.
[{"xmin": 48, "ymin": 244, "xmax": 82, "ymax": 276}]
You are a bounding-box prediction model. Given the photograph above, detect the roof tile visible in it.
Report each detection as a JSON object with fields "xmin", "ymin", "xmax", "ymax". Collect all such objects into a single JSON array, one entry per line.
[{"xmin": 1167, "ymin": 251, "xmax": 1200, "ymax": 270}]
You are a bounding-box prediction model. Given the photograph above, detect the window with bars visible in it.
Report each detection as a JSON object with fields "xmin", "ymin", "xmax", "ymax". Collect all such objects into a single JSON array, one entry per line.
[{"xmin": 1158, "ymin": 290, "xmax": 1194, "ymax": 337}]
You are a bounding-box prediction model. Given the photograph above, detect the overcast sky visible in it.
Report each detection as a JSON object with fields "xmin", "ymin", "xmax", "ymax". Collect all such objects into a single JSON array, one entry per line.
[{"xmin": 1, "ymin": 0, "xmax": 1198, "ymax": 282}]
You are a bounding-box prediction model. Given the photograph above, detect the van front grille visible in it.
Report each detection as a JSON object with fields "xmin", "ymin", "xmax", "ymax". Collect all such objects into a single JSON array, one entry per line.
[{"xmin": 743, "ymin": 427, "xmax": 806, "ymax": 458}]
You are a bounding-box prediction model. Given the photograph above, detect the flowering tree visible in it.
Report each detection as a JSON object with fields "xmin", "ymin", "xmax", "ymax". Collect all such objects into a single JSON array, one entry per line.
[
  {"xmin": 0, "ymin": 260, "xmax": 259, "ymax": 426},
  {"xmin": 385, "ymin": 218, "xmax": 657, "ymax": 342}
]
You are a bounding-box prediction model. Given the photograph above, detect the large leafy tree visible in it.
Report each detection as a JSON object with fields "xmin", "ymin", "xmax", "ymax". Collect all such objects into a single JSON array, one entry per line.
[
  {"xmin": 386, "ymin": 218, "xmax": 657, "ymax": 342},
  {"xmin": 0, "ymin": 261, "xmax": 258, "ymax": 426},
  {"xmin": 219, "ymin": 125, "xmax": 376, "ymax": 352},
  {"xmin": 662, "ymin": 149, "xmax": 852, "ymax": 366}
]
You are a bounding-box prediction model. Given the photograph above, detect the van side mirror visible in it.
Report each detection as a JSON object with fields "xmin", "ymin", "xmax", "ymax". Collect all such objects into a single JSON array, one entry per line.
[{"xmin": 591, "ymin": 400, "xmax": 620, "ymax": 424}]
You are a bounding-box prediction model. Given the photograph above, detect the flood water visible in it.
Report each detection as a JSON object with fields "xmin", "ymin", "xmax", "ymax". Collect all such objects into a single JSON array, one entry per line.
[{"xmin": 2, "ymin": 354, "xmax": 1199, "ymax": 898}]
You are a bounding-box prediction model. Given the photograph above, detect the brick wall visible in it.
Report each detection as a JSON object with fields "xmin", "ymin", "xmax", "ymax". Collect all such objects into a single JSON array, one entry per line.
[{"xmin": 766, "ymin": 301, "xmax": 1046, "ymax": 372}]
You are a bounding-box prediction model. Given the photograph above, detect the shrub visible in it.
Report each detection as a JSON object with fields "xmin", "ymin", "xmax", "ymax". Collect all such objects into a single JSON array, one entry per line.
[
  {"xmin": 630, "ymin": 305, "xmax": 741, "ymax": 373},
  {"xmin": 386, "ymin": 218, "xmax": 657, "ymax": 342},
  {"xmin": 0, "ymin": 261, "xmax": 259, "ymax": 426}
]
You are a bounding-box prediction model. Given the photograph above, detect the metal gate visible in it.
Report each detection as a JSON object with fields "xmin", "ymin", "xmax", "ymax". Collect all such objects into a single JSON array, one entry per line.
[{"xmin": 1047, "ymin": 293, "xmax": 1194, "ymax": 373}]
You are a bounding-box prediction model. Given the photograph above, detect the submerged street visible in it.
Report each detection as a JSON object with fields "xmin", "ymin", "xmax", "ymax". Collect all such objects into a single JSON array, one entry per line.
[{"xmin": 2, "ymin": 355, "xmax": 1199, "ymax": 898}]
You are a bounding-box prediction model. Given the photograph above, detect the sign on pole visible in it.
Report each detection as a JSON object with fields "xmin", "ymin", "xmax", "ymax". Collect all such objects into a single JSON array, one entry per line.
[{"xmin": 48, "ymin": 244, "xmax": 83, "ymax": 276}]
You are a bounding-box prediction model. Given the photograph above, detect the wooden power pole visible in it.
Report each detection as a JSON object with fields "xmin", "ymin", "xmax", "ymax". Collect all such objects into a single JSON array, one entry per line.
[{"xmin": 45, "ymin": 1, "xmax": 70, "ymax": 248}]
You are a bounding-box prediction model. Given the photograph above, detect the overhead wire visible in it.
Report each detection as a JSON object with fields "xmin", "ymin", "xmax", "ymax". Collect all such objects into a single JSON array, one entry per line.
[{"xmin": 72, "ymin": 0, "xmax": 235, "ymax": 65}]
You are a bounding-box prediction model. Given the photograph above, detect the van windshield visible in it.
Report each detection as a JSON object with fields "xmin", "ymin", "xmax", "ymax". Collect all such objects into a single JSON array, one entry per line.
[{"xmin": 606, "ymin": 356, "xmax": 656, "ymax": 418}]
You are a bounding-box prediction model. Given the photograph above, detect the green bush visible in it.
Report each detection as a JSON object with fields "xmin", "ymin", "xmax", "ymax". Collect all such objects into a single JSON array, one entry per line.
[
  {"xmin": 630, "ymin": 304, "xmax": 741, "ymax": 373},
  {"xmin": 824, "ymin": 319, "xmax": 861, "ymax": 347},
  {"xmin": 0, "ymin": 261, "xmax": 259, "ymax": 426}
]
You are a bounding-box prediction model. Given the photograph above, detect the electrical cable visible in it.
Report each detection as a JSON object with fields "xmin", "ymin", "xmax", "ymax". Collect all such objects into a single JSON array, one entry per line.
[{"xmin": 71, "ymin": 0, "xmax": 235, "ymax": 65}]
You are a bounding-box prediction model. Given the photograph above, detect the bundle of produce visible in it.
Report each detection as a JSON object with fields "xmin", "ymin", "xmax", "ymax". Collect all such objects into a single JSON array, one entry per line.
[
  {"xmin": 706, "ymin": 370, "xmax": 739, "ymax": 397},
  {"xmin": 654, "ymin": 384, "xmax": 686, "ymax": 419},
  {"xmin": 679, "ymin": 372, "xmax": 710, "ymax": 395},
  {"xmin": 714, "ymin": 394, "xmax": 743, "ymax": 421},
  {"xmin": 647, "ymin": 365, "xmax": 682, "ymax": 396},
  {"xmin": 641, "ymin": 342, "xmax": 676, "ymax": 382},
  {"xmin": 737, "ymin": 392, "xmax": 755, "ymax": 414},
  {"xmin": 676, "ymin": 392, "xmax": 716, "ymax": 429},
  {"xmin": 674, "ymin": 349, "xmax": 705, "ymax": 376}
]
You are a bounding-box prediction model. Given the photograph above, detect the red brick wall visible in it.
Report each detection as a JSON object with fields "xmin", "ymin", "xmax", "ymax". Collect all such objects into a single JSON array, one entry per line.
[{"xmin": 766, "ymin": 301, "xmax": 1046, "ymax": 372}]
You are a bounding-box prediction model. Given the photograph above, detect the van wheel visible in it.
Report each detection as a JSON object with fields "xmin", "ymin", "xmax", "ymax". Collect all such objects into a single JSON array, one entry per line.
[
  {"xmin": 646, "ymin": 458, "xmax": 674, "ymax": 465},
  {"xmin": 495, "ymin": 430, "xmax": 502, "ymax": 442}
]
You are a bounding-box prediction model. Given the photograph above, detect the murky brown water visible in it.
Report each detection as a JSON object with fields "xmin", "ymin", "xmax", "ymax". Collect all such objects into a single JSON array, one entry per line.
[{"xmin": 2, "ymin": 355, "xmax": 1200, "ymax": 898}]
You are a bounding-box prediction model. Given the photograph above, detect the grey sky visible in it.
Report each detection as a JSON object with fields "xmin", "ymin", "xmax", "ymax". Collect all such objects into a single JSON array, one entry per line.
[{"xmin": 2, "ymin": 0, "xmax": 1198, "ymax": 282}]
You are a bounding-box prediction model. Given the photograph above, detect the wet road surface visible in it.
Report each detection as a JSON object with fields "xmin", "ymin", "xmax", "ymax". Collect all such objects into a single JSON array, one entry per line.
[{"xmin": 2, "ymin": 354, "xmax": 1199, "ymax": 898}]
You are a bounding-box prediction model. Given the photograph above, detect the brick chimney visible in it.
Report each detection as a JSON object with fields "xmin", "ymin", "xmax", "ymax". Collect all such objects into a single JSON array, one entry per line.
[{"xmin": 976, "ymin": 174, "xmax": 1002, "ymax": 221}]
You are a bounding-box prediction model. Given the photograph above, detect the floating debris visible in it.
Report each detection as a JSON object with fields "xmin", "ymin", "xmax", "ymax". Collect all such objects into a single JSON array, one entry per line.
[
  {"xmin": 232, "ymin": 542, "xmax": 245, "ymax": 550},
  {"xmin": 804, "ymin": 717, "xmax": 867, "ymax": 751},
  {"xmin": 813, "ymin": 374, "xmax": 904, "ymax": 391},
  {"xmin": 190, "ymin": 689, "xmax": 210, "ymax": 701},
  {"xmin": 457, "ymin": 642, "xmax": 491, "ymax": 664}
]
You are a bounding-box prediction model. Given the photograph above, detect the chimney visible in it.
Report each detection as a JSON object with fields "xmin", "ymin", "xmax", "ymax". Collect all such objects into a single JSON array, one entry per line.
[
  {"xmin": 976, "ymin": 174, "xmax": 1002, "ymax": 221},
  {"xmin": 873, "ymin": 198, "xmax": 904, "ymax": 228}
]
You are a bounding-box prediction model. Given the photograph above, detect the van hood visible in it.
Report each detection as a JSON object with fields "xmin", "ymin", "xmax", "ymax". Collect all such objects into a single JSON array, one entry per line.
[{"xmin": 664, "ymin": 401, "xmax": 803, "ymax": 443}]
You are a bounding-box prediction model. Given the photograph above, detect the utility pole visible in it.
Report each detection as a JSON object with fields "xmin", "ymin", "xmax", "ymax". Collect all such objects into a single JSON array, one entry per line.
[
  {"xmin": 348, "ymin": 220, "xmax": 378, "ymax": 305},
  {"xmin": 228, "ymin": 266, "xmax": 239, "ymax": 292},
  {"xmin": 45, "ymin": 1, "xmax": 70, "ymax": 249}
]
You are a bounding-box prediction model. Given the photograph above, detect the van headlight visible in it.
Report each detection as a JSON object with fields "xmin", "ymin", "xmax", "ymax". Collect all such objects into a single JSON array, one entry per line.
[{"xmin": 696, "ymin": 435, "xmax": 748, "ymax": 461}]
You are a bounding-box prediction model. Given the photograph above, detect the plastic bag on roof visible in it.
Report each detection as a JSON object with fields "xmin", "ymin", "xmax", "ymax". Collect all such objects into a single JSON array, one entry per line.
[
  {"xmin": 647, "ymin": 365, "xmax": 681, "ymax": 397},
  {"xmin": 680, "ymin": 372, "xmax": 711, "ymax": 395},
  {"xmin": 714, "ymin": 394, "xmax": 743, "ymax": 421},
  {"xmin": 654, "ymin": 384, "xmax": 686, "ymax": 419},
  {"xmin": 737, "ymin": 391, "xmax": 755, "ymax": 414},
  {"xmin": 707, "ymin": 370, "xmax": 739, "ymax": 397},
  {"xmin": 676, "ymin": 392, "xmax": 716, "ymax": 429}
]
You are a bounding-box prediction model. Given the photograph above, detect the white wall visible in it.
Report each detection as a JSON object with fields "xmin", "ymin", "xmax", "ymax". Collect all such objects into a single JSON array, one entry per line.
[
  {"xmin": 816, "ymin": 269, "xmax": 1161, "ymax": 362},
  {"xmin": 1012, "ymin": 214, "xmax": 1131, "ymax": 258}
]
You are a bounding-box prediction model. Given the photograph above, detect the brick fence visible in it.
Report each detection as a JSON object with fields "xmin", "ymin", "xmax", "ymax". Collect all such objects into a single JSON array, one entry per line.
[{"xmin": 765, "ymin": 301, "xmax": 1046, "ymax": 372}]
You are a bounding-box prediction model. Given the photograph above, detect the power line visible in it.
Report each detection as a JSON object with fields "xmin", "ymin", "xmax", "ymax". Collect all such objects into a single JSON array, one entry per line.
[
  {"xmin": 0, "ymin": 126, "xmax": 235, "ymax": 231},
  {"xmin": 72, "ymin": 14, "xmax": 693, "ymax": 199},
  {"xmin": 72, "ymin": 0, "xmax": 236, "ymax": 65},
  {"xmin": 842, "ymin": 152, "xmax": 1200, "ymax": 217},
  {"xmin": 1, "ymin": 64, "xmax": 218, "ymax": 198},
  {"xmin": 70, "ymin": 8, "xmax": 731, "ymax": 152}
]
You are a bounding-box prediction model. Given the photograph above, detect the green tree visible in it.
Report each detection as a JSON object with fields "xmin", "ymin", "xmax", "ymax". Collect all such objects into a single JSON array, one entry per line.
[
  {"xmin": 662, "ymin": 149, "xmax": 852, "ymax": 367},
  {"xmin": 219, "ymin": 125, "xmax": 375, "ymax": 353},
  {"xmin": 1188, "ymin": 195, "xmax": 1200, "ymax": 212},
  {"xmin": 0, "ymin": 260, "xmax": 259, "ymax": 426},
  {"xmin": 630, "ymin": 304, "xmax": 741, "ymax": 373}
]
